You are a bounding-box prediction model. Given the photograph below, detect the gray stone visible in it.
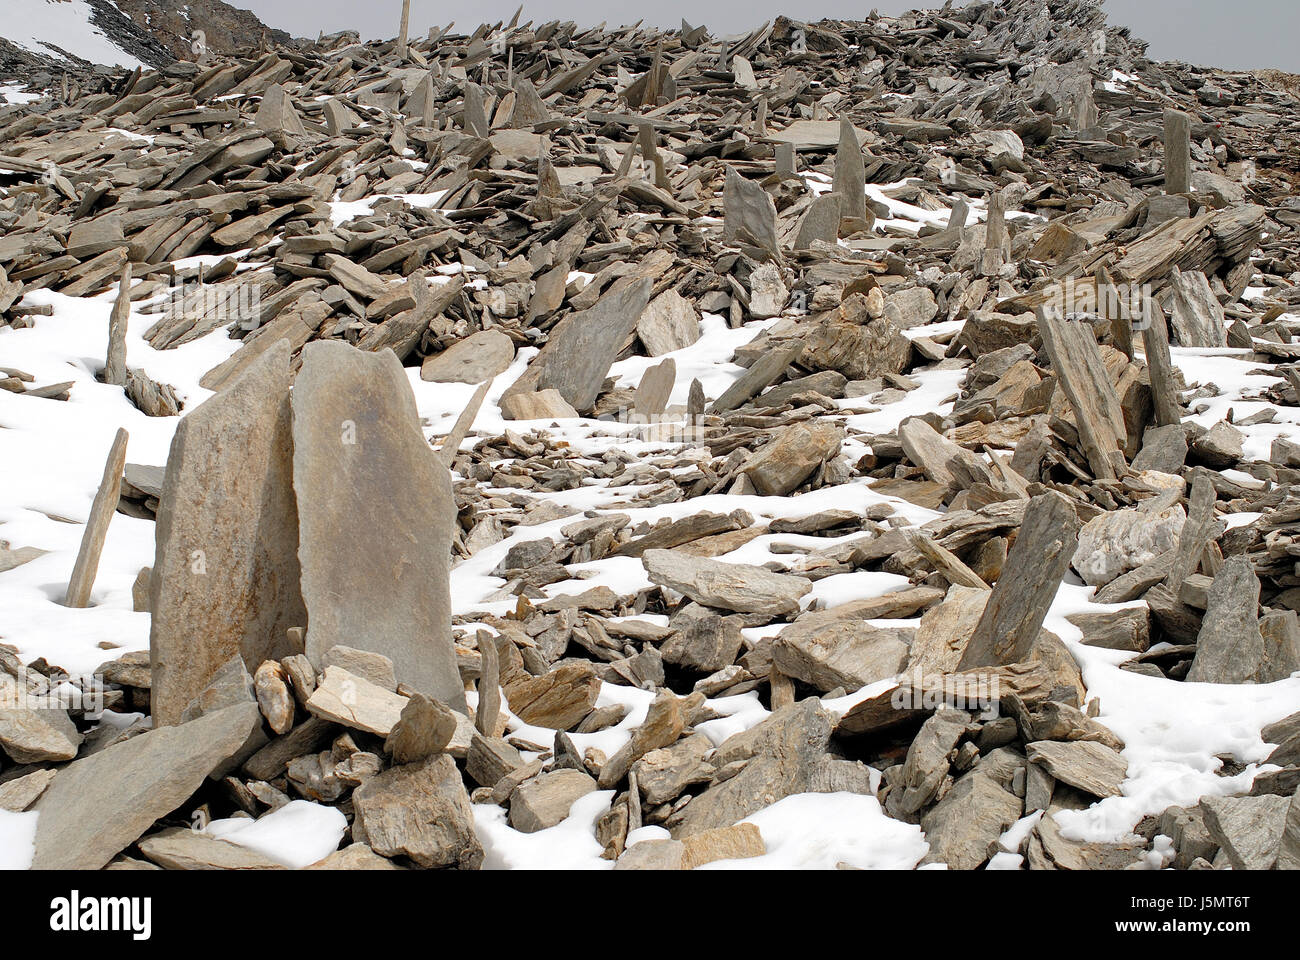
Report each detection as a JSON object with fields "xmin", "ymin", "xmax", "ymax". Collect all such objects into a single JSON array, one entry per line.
[
  {"xmin": 1187, "ymin": 557, "xmax": 1267, "ymax": 684},
  {"xmin": 30, "ymin": 702, "xmax": 262, "ymax": 870},
  {"xmin": 150, "ymin": 341, "xmax": 305, "ymax": 726},
  {"xmin": 508, "ymin": 768, "xmax": 599, "ymax": 832},
  {"xmin": 614, "ymin": 838, "xmax": 685, "ymax": 870},
  {"xmin": 0, "ymin": 680, "xmax": 83, "ymax": 764},
  {"xmin": 504, "ymin": 278, "xmax": 653, "ymax": 414},
  {"xmin": 292, "ymin": 341, "xmax": 464, "ymax": 710},
  {"xmin": 642, "ymin": 549, "xmax": 811, "ymax": 617},
  {"xmin": 662, "ymin": 604, "xmax": 745, "ymax": 673},
  {"xmin": 632, "ymin": 733, "xmax": 714, "ymax": 805},
  {"xmin": 794, "ymin": 193, "xmax": 842, "ymax": 249},
  {"xmin": 305, "ymin": 666, "xmax": 407, "ymax": 736},
  {"xmin": 723, "ymin": 167, "xmax": 778, "ymax": 253},
  {"xmin": 1071, "ymin": 504, "xmax": 1185, "ymax": 587},
  {"xmin": 138, "ymin": 827, "xmax": 285, "ymax": 870},
  {"xmin": 671, "ymin": 699, "xmax": 832, "ymax": 837},
  {"xmin": 385, "ymin": 691, "xmax": 457, "ymax": 763},
  {"xmin": 420, "ymin": 329, "xmax": 515, "ymax": 384},
  {"xmin": 832, "ymin": 116, "xmax": 867, "ymax": 224},
  {"xmin": 1164, "ymin": 108, "xmax": 1193, "ymax": 195},
  {"xmin": 352, "ymin": 753, "xmax": 483, "ymax": 868},
  {"xmin": 1026, "ymin": 740, "xmax": 1127, "ymax": 799},
  {"xmin": 1199, "ymin": 794, "xmax": 1290, "ymax": 870},
  {"xmin": 638, "ymin": 289, "xmax": 701, "ymax": 356},
  {"xmin": 920, "ymin": 771, "xmax": 1023, "ymax": 870},
  {"xmin": 321, "ymin": 645, "xmax": 397, "ymax": 691},
  {"xmin": 889, "ymin": 709, "xmax": 969, "ymax": 818},
  {"xmin": 748, "ymin": 262, "xmax": 787, "ymax": 319},
  {"xmin": 742, "ymin": 421, "xmax": 844, "ymax": 496},
  {"xmin": 773, "ymin": 621, "xmax": 910, "ymax": 694},
  {"xmin": 958, "ymin": 493, "xmax": 1080, "ymax": 669},
  {"xmin": 633, "ymin": 358, "xmax": 676, "ymax": 419}
]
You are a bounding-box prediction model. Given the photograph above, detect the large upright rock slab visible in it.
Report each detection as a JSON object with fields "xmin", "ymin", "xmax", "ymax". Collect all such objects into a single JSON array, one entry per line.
[
  {"xmin": 502, "ymin": 278, "xmax": 653, "ymax": 415},
  {"xmin": 293, "ymin": 342, "xmax": 466, "ymax": 712},
  {"xmin": 1186, "ymin": 556, "xmax": 1268, "ymax": 684},
  {"xmin": 723, "ymin": 167, "xmax": 779, "ymax": 253},
  {"xmin": 958, "ymin": 493, "xmax": 1080, "ymax": 670},
  {"xmin": 30, "ymin": 703, "xmax": 262, "ymax": 870},
  {"xmin": 833, "ymin": 116, "xmax": 867, "ymax": 224},
  {"xmin": 150, "ymin": 341, "xmax": 305, "ymax": 726}
]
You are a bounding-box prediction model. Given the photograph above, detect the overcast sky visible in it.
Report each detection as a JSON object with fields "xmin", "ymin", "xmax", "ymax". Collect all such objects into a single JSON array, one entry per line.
[{"xmin": 237, "ymin": 0, "xmax": 1300, "ymax": 72}]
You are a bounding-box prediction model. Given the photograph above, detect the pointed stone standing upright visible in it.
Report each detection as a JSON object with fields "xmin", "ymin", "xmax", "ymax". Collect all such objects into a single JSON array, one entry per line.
[
  {"xmin": 833, "ymin": 116, "xmax": 867, "ymax": 226},
  {"xmin": 775, "ymin": 142, "xmax": 796, "ymax": 179},
  {"xmin": 396, "ymin": 0, "xmax": 412, "ymax": 59},
  {"xmin": 64, "ymin": 428, "xmax": 129, "ymax": 609},
  {"xmin": 980, "ymin": 192, "xmax": 1006, "ymax": 277},
  {"xmin": 722, "ymin": 167, "xmax": 779, "ymax": 254},
  {"xmin": 292, "ymin": 341, "xmax": 466, "ymax": 712},
  {"xmin": 150, "ymin": 341, "xmax": 305, "ymax": 726},
  {"xmin": 104, "ymin": 264, "xmax": 130, "ymax": 388},
  {"xmin": 463, "ymin": 82, "xmax": 490, "ymax": 138},
  {"xmin": 957, "ymin": 492, "xmax": 1080, "ymax": 670},
  {"xmin": 1163, "ymin": 108, "xmax": 1192, "ymax": 195}
]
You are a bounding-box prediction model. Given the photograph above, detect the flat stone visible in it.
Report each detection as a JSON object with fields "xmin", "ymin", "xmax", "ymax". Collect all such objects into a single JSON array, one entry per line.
[
  {"xmin": 642, "ymin": 549, "xmax": 811, "ymax": 618},
  {"xmin": 0, "ymin": 768, "xmax": 56, "ymax": 812},
  {"xmin": 794, "ymin": 192, "xmax": 842, "ymax": 249},
  {"xmin": 150, "ymin": 340, "xmax": 304, "ymax": 726},
  {"xmin": 723, "ymin": 167, "xmax": 778, "ymax": 253},
  {"xmin": 420, "ymin": 330, "xmax": 515, "ymax": 384},
  {"xmin": 614, "ymin": 838, "xmax": 685, "ymax": 870},
  {"xmin": 598, "ymin": 691, "xmax": 686, "ymax": 788},
  {"xmin": 671, "ymin": 700, "xmax": 833, "ymax": 837},
  {"xmin": 293, "ymin": 341, "xmax": 464, "ymax": 710},
  {"xmin": 632, "ymin": 733, "xmax": 714, "ymax": 805},
  {"xmin": 352, "ymin": 753, "xmax": 483, "ymax": 868},
  {"xmin": 833, "ymin": 117, "xmax": 867, "ymax": 223},
  {"xmin": 503, "ymin": 661, "xmax": 601, "ymax": 730},
  {"xmin": 508, "ymin": 768, "xmax": 599, "ymax": 832},
  {"xmin": 680, "ymin": 822, "xmax": 766, "ymax": 869},
  {"xmin": 138, "ymin": 827, "xmax": 285, "ymax": 870},
  {"xmin": 305, "ymin": 842, "xmax": 404, "ymax": 870},
  {"xmin": 30, "ymin": 702, "xmax": 262, "ymax": 870},
  {"xmin": 1027, "ymin": 740, "xmax": 1128, "ymax": 799},
  {"xmin": 305, "ymin": 666, "xmax": 407, "ymax": 736},
  {"xmin": 320, "ymin": 645, "xmax": 397, "ymax": 691},
  {"xmin": 0, "ymin": 681, "xmax": 82, "ymax": 763},
  {"xmin": 748, "ymin": 262, "xmax": 787, "ymax": 319},
  {"xmin": 773, "ymin": 621, "xmax": 910, "ymax": 694},
  {"xmin": 633, "ymin": 358, "xmax": 676, "ymax": 418},
  {"xmin": 662, "ymin": 604, "xmax": 745, "ymax": 673},
  {"xmin": 499, "ymin": 389, "xmax": 579, "ymax": 420}
]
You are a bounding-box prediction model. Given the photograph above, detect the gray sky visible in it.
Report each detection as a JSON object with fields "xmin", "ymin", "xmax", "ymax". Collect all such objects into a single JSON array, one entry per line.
[{"xmin": 237, "ymin": 0, "xmax": 1300, "ymax": 72}]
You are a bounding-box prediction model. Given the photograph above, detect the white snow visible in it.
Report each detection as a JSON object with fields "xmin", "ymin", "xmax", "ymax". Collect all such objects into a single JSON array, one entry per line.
[
  {"xmin": 0, "ymin": 809, "xmax": 39, "ymax": 869},
  {"xmin": 203, "ymin": 800, "xmax": 347, "ymax": 868},
  {"xmin": 5, "ymin": 0, "xmax": 148, "ymax": 69},
  {"xmin": 697, "ymin": 792, "xmax": 928, "ymax": 870}
]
